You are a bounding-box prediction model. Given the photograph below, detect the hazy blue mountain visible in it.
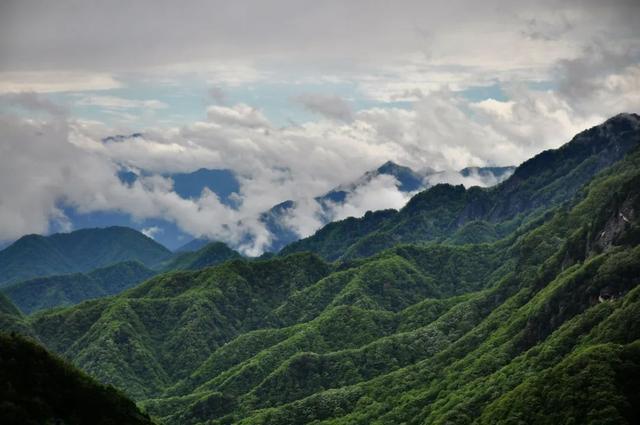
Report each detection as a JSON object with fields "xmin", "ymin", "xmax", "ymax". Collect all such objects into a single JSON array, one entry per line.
[{"xmin": 0, "ymin": 226, "xmax": 171, "ymax": 286}]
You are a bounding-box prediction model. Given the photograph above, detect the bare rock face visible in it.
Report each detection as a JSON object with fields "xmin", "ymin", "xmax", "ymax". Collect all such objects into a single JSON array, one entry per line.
[{"xmin": 592, "ymin": 186, "xmax": 639, "ymax": 254}]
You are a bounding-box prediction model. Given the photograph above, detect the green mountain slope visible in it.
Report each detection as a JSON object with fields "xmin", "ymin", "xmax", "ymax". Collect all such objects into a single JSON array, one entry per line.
[
  {"xmin": 2, "ymin": 261, "xmax": 156, "ymax": 314},
  {"xmin": 0, "ymin": 226, "xmax": 171, "ymax": 286},
  {"xmin": 159, "ymin": 242, "xmax": 242, "ymax": 272},
  {"xmin": 0, "ymin": 293, "xmax": 33, "ymax": 336},
  {"xmin": 0, "ymin": 332, "xmax": 154, "ymax": 425},
  {"xmin": 6, "ymin": 114, "xmax": 640, "ymax": 424},
  {"xmin": 282, "ymin": 113, "xmax": 640, "ymax": 261}
]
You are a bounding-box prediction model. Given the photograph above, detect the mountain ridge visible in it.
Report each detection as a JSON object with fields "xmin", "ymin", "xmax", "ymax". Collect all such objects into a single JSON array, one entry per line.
[{"xmin": 0, "ymin": 226, "xmax": 171, "ymax": 286}]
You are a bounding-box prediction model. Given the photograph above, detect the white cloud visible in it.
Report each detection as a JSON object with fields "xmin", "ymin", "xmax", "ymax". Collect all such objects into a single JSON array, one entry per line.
[
  {"xmin": 141, "ymin": 226, "xmax": 163, "ymax": 239},
  {"xmin": 327, "ymin": 174, "xmax": 415, "ymax": 221}
]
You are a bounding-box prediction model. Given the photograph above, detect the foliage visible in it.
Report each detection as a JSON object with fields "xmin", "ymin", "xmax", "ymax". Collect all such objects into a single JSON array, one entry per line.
[
  {"xmin": 2, "ymin": 261, "xmax": 156, "ymax": 314},
  {"xmin": 0, "ymin": 332, "xmax": 154, "ymax": 425}
]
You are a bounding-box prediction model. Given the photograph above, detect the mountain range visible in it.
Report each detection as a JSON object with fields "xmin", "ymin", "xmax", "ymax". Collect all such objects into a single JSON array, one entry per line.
[
  {"xmin": 0, "ymin": 226, "xmax": 171, "ymax": 287},
  {"xmin": 216, "ymin": 162, "xmax": 515, "ymax": 253},
  {"xmin": 0, "ymin": 113, "xmax": 638, "ymax": 424}
]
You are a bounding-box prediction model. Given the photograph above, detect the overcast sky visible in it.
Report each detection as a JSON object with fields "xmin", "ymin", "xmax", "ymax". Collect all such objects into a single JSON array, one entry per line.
[{"xmin": 0, "ymin": 0, "xmax": 639, "ymax": 253}]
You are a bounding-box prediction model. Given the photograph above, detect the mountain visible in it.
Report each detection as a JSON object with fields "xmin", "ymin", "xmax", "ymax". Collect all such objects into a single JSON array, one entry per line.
[
  {"xmin": 2, "ymin": 261, "xmax": 156, "ymax": 314},
  {"xmin": 175, "ymin": 237, "xmax": 214, "ymax": 253},
  {"xmin": 0, "ymin": 226, "xmax": 171, "ymax": 286},
  {"xmin": 160, "ymin": 241, "xmax": 242, "ymax": 271},
  {"xmin": 0, "ymin": 333, "xmax": 153, "ymax": 425},
  {"xmin": 10, "ymin": 114, "xmax": 640, "ymax": 424},
  {"xmin": 263, "ymin": 162, "xmax": 515, "ymax": 252},
  {"xmin": 0, "ymin": 293, "xmax": 32, "ymax": 336},
  {"xmin": 282, "ymin": 113, "xmax": 640, "ymax": 260}
]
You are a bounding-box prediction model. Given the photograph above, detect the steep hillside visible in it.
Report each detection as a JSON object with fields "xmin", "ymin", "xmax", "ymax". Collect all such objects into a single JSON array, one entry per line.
[
  {"xmin": 0, "ymin": 293, "xmax": 32, "ymax": 335},
  {"xmin": 30, "ymin": 254, "xmax": 332, "ymax": 399},
  {"xmin": 160, "ymin": 242, "xmax": 242, "ymax": 271},
  {"xmin": 0, "ymin": 333, "xmax": 154, "ymax": 425},
  {"xmin": 0, "ymin": 226, "xmax": 171, "ymax": 286},
  {"xmin": 282, "ymin": 113, "xmax": 640, "ymax": 260},
  {"xmin": 2, "ymin": 261, "xmax": 156, "ymax": 314}
]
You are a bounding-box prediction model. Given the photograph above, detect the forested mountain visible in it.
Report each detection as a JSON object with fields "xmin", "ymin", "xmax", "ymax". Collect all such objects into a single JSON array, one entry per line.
[
  {"xmin": 3, "ymin": 113, "xmax": 638, "ymax": 424},
  {"xmin": 0, "ymin": 333, "xmax": 154, "ymax": 425},
  {"xmin": 2, "ymin": 261, "xmax": 156, "ymax": 314},
  {"xmin": 0, "ymin": 226, "xmax": 171, "ymax": 286},
  {"xmin": 159, "ymin": 242, "xmax": 242, "ymax": 272}
]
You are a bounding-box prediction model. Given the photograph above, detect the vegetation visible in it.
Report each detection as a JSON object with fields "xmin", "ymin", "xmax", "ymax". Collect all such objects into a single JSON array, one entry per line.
[
  {"xmin": 3, "ymin": 113, "xmax": 640, "ymax": 424},
  {"xmin": 0, "ymin": 332, "xmax": 154, "ymax": 425},
  {"xmin": 159, "ymin": 242, "xmax": 241, "ymax": 271},
  {"xmin": 2, "ymin": 261, "xmax": 156, "ymax": 314}
]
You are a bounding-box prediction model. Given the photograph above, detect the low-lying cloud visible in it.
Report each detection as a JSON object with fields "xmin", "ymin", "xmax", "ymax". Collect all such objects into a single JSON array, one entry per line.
[{"xmin": 1, "ymin": 46, "xmax": 638, "ymax": 254}]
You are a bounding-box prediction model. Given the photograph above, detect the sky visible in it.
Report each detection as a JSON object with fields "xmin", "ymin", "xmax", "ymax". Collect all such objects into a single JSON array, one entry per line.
[{"xmin": 0, "ymin": 0, "xmax": 639, "ymax": 253}]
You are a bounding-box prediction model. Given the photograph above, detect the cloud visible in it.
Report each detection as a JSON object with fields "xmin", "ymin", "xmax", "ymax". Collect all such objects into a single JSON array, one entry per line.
[
  {"xmin": 141, "ymin": 226, "xmax": 163, "ymax": 239},
  {"xmin": 0, "ymin": 0, "xmax": 638, "ymax": 254},
  {"xmin": 0, "ymin": 71, "xmax": 121, "ymax": 93},
  {"xmin": 76, "ymin": 96, "xmax": 168, "ymax": 110},
  {"xmin": 292, "ymin": 93, "xmax": 353, "ymax": 122},
  {"xmin": 327, "ymin": 174, "xmax": 415, "ymax": 221},
  {"xmin": 209, "ymin": 87, "xmax": 228, "ymax": 105},
  {"xmin": 1, "ymin": 1, "xmax": 636, "ymax": 91},
  {"xmin": 0, "ymin": 91, "xmax": 68, "ymax": 116},
  {"xmin": 206, "ymin": 104, "xmax": 270, "ymax": 128}
]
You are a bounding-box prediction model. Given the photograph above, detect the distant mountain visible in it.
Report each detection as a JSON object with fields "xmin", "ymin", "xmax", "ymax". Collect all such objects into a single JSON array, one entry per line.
[
  {"xmin": 0, "ymin": 226, "xmax": 171, "ymax": 286},
  {"xmin": 0, "ymin": 333, "xmax": 153, "ymax": 425},
  {"xmin": 263, "ymin": 161, "xmax": 515, "ymax": 252},
  {"xmin": 2, "ymin": 261, "xmax": 156, "ymax": 314},
  {"xmin": 322, "ymin": 161, "xmax": 427, "ymax": 204},
  {"xmin": 174, "ymin": 237, "xmax": 212, "ymax": 253},
  {"xmin": 160, "ymin": 241, "xmax": 242, "ymax": 271}
]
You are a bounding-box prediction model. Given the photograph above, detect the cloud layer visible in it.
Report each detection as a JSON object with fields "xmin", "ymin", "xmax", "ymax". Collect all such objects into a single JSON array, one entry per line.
[{"xmin": 0, "ymin": 1, "xmax": 638, "ymax": 253}]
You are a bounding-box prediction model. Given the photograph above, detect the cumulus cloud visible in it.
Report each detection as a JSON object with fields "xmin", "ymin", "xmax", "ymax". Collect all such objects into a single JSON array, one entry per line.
[
  {"xmin": 206, "ymin": 104, "xmax": 270, "ymax": 128},
  {"xmin": 327, "ymin": 174, "xmax": 415, "ymax": 221}
]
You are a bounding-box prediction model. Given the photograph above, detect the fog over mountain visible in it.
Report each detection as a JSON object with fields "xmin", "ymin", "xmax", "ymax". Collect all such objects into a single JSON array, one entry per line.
[{"xmin": 1, "ymin": 0, "xmax": 638, "ymax": 256}]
